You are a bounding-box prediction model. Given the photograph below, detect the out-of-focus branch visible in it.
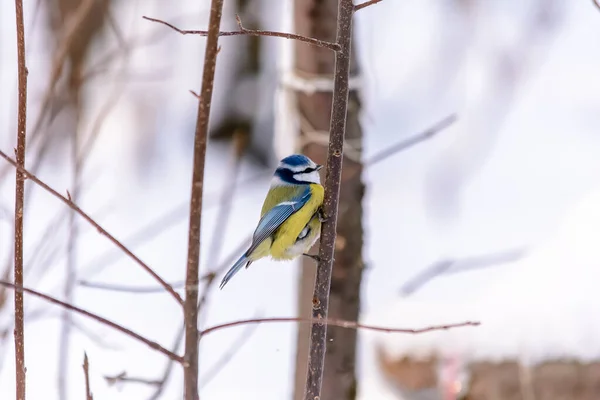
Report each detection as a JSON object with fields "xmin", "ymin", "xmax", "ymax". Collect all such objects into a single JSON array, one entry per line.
[
  {"xmin": 83, "ymin": 353, "xmax": 93, "ymax": 400},
  {"xmin": 0, "ymin": 149, "xmax": 183, "ymax": 306},
  {"xmin": 143, "ymin": 15, "xmax": 340, "ymax": 51},
  {"xmin": 200, "ymin": 317, "xmax": 479, "ymax": 338},
  {"xmin": 400, "ymin": 247, "xmax": 528, "ymax": 296},
  {"xmin": 593, "ymin": 0, "xmax": 600, "ymax": 12},
  {"xmin": 0, "ymin": 0, "xmax": 98, "ymax": 183},
  {"xmin": 199, "ymin": 321, "xmax": 259, "ymax": 388},
  {"xmin": 365, "ymin": 114, "xmax": 456, "ymax": 166},
  {"xmin": 0, "ymin": 281, "xmax": 181, "ymax": 362},
  {"xmin": 13, "ymin": 0, "xmax": 28, "ymax": 398}
]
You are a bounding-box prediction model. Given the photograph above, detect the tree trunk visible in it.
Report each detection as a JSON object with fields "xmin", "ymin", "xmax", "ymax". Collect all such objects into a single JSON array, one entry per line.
[{"xmin": 292, "ymin": 1, "xmax": 364, "ymax": 399}]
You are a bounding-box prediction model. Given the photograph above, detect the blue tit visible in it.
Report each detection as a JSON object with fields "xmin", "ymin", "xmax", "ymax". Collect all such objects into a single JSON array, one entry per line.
[{"xmin": 219, "ymin": 154, "xmax": 325, "ymax": 289}]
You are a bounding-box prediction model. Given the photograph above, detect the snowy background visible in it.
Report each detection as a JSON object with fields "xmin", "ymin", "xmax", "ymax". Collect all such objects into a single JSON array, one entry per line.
[{"xmin": 1, "ymin": 0, "xmax": 600, "ymax": 399}]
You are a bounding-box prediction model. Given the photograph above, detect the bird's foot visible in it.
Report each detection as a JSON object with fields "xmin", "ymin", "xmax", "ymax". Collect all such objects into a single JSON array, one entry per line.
[
  {"xmin": 318, "ymin": 208, "xmax": 329, "ymax": 223},
  {"xmin": 303, "ymin": 253, "xmax": 321, "ymax": 263}
]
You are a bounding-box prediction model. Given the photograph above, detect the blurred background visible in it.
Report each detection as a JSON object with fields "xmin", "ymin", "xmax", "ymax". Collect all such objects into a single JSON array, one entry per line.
[{"xmin": 1, "ymin": 0, "xmax": 600, "ymax": 399}]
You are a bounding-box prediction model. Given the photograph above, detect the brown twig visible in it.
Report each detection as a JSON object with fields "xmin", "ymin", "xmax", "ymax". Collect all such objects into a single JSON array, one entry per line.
[
  {"xmin": 182, "ymin": 0, "xmax": 226, "ymax": 398},
  {"xmin": 354, "ymin": 0, "xmax": 384, "ymax": 12},
  {"xmin": 142, "ymin": 15, "xmax": 340, "ymax": 52},
  {"xmin": 304, "ymin": 0, "xmax": 355, "ymax": 398},
  {"xmin": 105, "ymin": 371, "xmax": 162, "ymax": 387},
  {"xmin": 0, "ymin": 149, "xmax": 183, "ymax": 306},
  {"xmin": 83, "ymin": 352, "xmax": 93, "ymax": 400},
  {"xmin": 13, "ymin": 0, "xmax": 28, "ymax": 398},
  {"xmin": 200, "ymin": 317, "xmax": 479, "ymax": 338},
  {"xmin": 0, "ymin": 281, "xmax": 182, "ymax": 362},
  {"xmin": 593, "ymin": 0, "xmax": 600, "ymax": 12}
]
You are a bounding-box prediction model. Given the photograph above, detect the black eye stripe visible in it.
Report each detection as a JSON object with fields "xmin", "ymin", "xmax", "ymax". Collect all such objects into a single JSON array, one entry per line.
[{"xmin": 293, "ymin": 167, "xmax": 316, "ymax": 175}]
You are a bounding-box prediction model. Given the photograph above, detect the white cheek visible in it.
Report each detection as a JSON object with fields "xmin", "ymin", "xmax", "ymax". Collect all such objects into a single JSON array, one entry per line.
[{"xmin": 295, "ymin": 170, "xmax": 321, "ymax": 184}]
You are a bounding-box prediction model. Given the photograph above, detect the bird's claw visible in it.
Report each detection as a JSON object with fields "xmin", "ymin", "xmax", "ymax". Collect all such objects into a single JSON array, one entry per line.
[{"xmin": 318, "ymin": 208, "xmax": 329, "ymax": 223}]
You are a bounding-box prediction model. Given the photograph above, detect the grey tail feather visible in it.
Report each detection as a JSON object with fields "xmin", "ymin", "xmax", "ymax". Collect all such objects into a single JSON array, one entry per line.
[{"xmin": 219, "ymin": 255, "xmax": 248, "ymax": 290}]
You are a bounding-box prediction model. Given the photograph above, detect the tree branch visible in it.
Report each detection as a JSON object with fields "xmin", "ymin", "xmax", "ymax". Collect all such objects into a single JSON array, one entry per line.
[
  {"xmin": 0, "ymin": 281, "xmax": 182, "ymax": 363},
  {"xmin": 0, "ymin": 149, "xmax": 183, "ymax": 306},
  {"xmin": 13, "ymin": 0, "xmax": 28, "ymax": 398},
  {"xmin": 400, "ymin": 247, "xmax": 528, "ymax": 296},
  {"xmin": 83, "ymin": 352, "xmax": 93, "ymax": 400},
  {"xmin": 142, "ymin": 15, "xmax": 340, "ymax": 51},
  {"xmin": 354, "ymin": 0, "xmax": 385, "ymax": 12},
  {"xmin": 200, "ymin": 317, "xmax": 479, "ymax": 338},
  {"xmin": 182, "ymin": 0, "xmax": 227, "ymax": 398},
  {"xmin": 304, "ymin": 0, "xmax": 355, "ymax": 398},
  {"xmin": 365, "ymin": 114, "xmax": 456, "ymax": 166}
]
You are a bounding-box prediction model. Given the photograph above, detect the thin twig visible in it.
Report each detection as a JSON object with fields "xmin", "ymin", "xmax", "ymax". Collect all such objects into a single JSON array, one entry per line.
[
  {"xmin": 0, "ymin": 149, "xmax": 183, "ymax": 306},
  {"xmin": 354, "ymin": 0, "xmax": 384, "ymax": 12},
  {"xmin": 142, "ymin": 15, "xmax": 340, "ymax": 51},
  {"xmin": 304, "ymin": 0, "xmax": 355, "ymax": 398},
  {"xmin": 13, "ymin": 0, "xmax": 28, "ymax": 398},
  {"xmin": 593, "ymin": 0, "xmax": 600, "ymax": 12},
  {"xmin": 83, "ymin": 352, "xmax": 93, "ymax": 400},
  {"xmin": 199, "ymin": 320, "xmax": 259, "ymax": 388},
  {"xmin": 200, "ymin": 317, "xmax": 479, "ymax": 337},
  {"xmin": 0, "ymin": 281, "xmax": 182, "ymax": 362},
  {"xmin": 365, "ymin": 114, "xmax": 457, "ymax": 166},
  {"xmin": 182, "ymin": 0, "xmax": 226, "ymax": 398},
  {"xmin": 105, "ymin": 372, "xmax": 162, "ymax": 387},
  {"xmin": 400, "ymin": 247, "xmax": 528, "ymax": 296}
]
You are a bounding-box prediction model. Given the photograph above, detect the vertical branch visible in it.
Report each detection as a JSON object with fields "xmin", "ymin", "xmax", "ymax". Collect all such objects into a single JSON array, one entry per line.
[
  {"xmin": 304, "ymin": 0, "xmax": 354, "ymax": 398},
  {"xmin": 14, "ymin": 0, "xmax": 28, "ymax": 399},
  {"xmin": 183, "ymin": 0, "xmax": 225, "ymax": 399},
  {"xmin": 83, "ymin": 352, "xmax": 93, "ymax": 400}
]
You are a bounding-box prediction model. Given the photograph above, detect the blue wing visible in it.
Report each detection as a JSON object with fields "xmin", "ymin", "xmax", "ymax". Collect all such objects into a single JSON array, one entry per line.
[{"xmin": 245, "ymin": 186, "xmax": 312, "ymax": 256}]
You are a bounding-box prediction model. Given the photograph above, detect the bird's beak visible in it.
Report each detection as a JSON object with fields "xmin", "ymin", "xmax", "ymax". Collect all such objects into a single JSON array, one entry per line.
[{"xmin": 316, "ymin": 164, "xmax": 323, "ymax": 171}]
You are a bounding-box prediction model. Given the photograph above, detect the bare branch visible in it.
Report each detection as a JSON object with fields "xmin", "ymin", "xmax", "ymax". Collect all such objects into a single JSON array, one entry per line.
[
  {"xmin": 83, "ymin": 353, "xmax": 93, "ymax": 400},
  {"xmin": 13, "ymin": 0, "xmax": 28, "ymax": 397},
  {"xmin": 105, "ymin": 371, "xmax": 162, "ymax": 387},
  {"xmin": 0, "ymin": 149, "xmax": 183, "ymax": 306},
  {"xmin": 593, "ymin": 0, "xmax": 600, "ymax": 12},
  {"xmin": 304, "ymin": 0, "xmax": 355, "ymax": 398},
  {"xmin": 365, "ymin": 114, "xmax": 457, "ymax": 166},
  {"xmin": 142, "ymin": 15, "xmax": 340, "ymax": 51},
  {"xmin": 200, "ymin": 316, "xmax": 479, "ymax": 338},
  {"xmin": 199, "ymin": 320, "xmax": 259, "ymax": 388},
  {"xmin": 354, "ymin": 0, "xmax": 384, "ymax": 12},
  {"xmin": 181, "ymin": 0, "xmax": 227, "ymax": 397},
  {"xmin": 400, "ymin": 247, "xmax": 528, "ymax": 296},
  {"xmin": 0, "ymin": 281, "xmax": 182, "ymax": 363}
]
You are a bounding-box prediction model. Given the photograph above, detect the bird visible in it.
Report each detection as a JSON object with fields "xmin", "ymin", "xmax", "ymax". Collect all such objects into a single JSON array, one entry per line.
[{"xmin": 219, "ymin": 154, "xmax": 326, "ymax": 289}]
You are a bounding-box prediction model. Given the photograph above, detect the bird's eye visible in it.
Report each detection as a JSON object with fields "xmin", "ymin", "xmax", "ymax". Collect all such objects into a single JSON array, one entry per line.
[{"xmin": 294, "ymin": 167, "xmax": 316, "ymax": 175}]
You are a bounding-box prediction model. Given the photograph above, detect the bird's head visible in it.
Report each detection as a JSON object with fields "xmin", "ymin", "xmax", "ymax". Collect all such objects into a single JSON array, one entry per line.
[{"xmin": 272, "ymin": 154, "xmax": 323, "ymax": 186}]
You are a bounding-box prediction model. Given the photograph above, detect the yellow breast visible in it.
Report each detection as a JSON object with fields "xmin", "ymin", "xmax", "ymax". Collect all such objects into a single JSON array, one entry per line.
[{"xmin": 269, "ymin": 184, "xmax": 324, "ymax": 260}]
